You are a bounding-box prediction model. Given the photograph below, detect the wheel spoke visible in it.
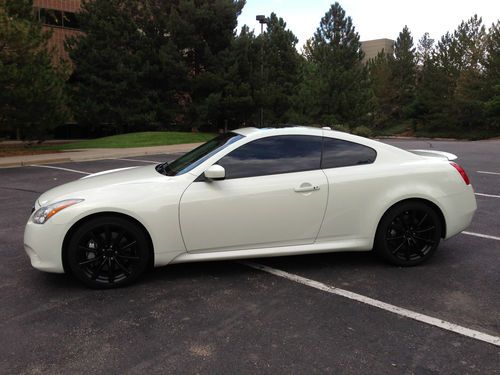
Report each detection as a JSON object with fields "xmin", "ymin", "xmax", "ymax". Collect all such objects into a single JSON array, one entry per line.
[
  {"xmin": 78, "ymin": 245, "xmax": 97, "ymax": 253},
  {"xmin": 417, "ymin": 213, "xmax": 428, "ymax": 228},
  {"xmin": 117, "ymin": 254, "xmax": 140, "ymax": 262},
  {"xmin": 114, "ymin": 258, "xmax": 131, "ymax": 275},
  {"xmin": 414, "ymin": 235, "xmax": 435, "ymax": 244},
  {"xmin": 78, "ymin": 256, "xmax": 103, "ymax": 266},
  {"xmin": 391, "ymin": 240, "xmax": 406, "ymax": 254},
  {"xmin": 387, "ymin": 235, "xmax": 404, "ymax": 241},
  {"xmin": 415, "ymin": 226, "xmax": 435, "ymax": 233},
  {"xmin": 119, "ymin": 240, "xmax": 137, "ymax": 251},
  {"xmin": 92, "ymin": 258, "xmax": 107, "ymax": 280}
]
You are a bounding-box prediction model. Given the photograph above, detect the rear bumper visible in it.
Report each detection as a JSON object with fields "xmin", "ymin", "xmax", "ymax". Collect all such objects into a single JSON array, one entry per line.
[{"xmin": 441, "ymin": 186, "xmax": 477, "ymax": 239}]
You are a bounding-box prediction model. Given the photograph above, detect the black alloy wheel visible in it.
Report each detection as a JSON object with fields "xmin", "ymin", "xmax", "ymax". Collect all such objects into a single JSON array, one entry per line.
[
  {"xmin": 67, "ymin": 216, "xmax": 150, "ymax": 288},
  {"xmin": 375, "ymin": 201, "xmax": 442, "ymax": 266}
]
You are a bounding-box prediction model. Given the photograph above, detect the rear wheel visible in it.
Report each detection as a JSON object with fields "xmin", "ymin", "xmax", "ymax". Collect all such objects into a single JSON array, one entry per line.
[
  {"xmin": 375, "ymin": 201, "xmax": 442, "ymax": 266},
  {"xmin": 67, "ymin": 216, "xmax": 150, "ymax": 289}
]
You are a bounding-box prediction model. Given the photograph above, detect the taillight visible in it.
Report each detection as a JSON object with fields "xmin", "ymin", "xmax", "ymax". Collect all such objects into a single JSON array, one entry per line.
[{"xmin": 450, "ymin": 162, "xmax": 470, "ymax": 185}]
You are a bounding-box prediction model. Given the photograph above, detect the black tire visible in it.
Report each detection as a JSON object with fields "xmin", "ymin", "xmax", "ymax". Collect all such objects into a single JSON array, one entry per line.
[
  {"xmin": 374, "ymin": 201, "xmax": 442, "ymax": 266},
  {"xmin": 67, "ymin": 216, "xmax": 150, "ymax": 289}
]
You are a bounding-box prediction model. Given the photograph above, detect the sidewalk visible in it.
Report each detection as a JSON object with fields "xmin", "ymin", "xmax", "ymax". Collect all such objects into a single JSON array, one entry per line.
[{"xmin": 0, "ymin": 143, "xmax": 202, "ymax": 168}]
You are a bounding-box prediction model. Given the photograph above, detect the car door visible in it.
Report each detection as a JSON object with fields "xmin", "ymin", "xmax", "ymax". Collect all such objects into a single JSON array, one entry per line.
[
  {"xmin": 179, "ymin": 135, "xmax": 328, "ymax": 253},
  {"xmin": 316, "ymin": 136, "xmax": 379, "ymax": 242}
]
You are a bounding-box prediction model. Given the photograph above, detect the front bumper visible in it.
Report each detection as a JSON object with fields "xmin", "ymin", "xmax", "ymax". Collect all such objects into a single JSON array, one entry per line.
[{"xmin": 24, "ymin": 220, "xmax": 67, "ymax": 273}]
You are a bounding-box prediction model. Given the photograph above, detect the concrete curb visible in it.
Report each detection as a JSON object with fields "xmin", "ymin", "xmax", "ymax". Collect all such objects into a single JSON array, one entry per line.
[{"xmin": 0, "ymin": 143, "xmax": 202, "ymax": 169}]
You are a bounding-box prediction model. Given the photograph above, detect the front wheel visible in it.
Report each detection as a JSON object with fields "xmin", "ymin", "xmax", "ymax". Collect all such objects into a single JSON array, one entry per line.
[
  {"xmin": 374, "ymin": 201, "xmax": 442, "ymax": 266},
  {"xmin": 67, "ymin": 216, "xmax": 150, "ymax": 289}
]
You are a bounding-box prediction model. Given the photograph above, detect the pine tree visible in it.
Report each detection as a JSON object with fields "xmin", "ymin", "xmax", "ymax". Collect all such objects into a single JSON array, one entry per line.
[
  {"xmin": 417, "ymin": 33, "xmax": 434, "ymax": 65},
  {"xmin": 448, "ymin": 15, "xmax": 487, "ymax": 129},
  {"xmin": 170, "ymin": 0, "xmax": 245, "ymax": 129},
  {"xmin": 260, "ymin": 13, "xmax": 302, "ymax": 125},
  {"xmin": 415, "ymin": 16, "xmax": 489, "ymax": 132},
  {"xmin": 0, "ymin": 0, "xmax": 68, "ymax": 140},
  {"xmin": 289, "ymin": 57, "xmax": 325, "ymax": 125},
  {"xmin": 368, "ymin": 51, "xmax": 397, "ymax": 126},
  {"xmin": 203, "ymin": 25, "xmax": 258, "ymax": 130},
  {"xmin": 66, "ymin": 0, "xmax": 187, "ymax": 135},
  {"xmin": 306, "ymin": 2, "xmax": 371, "ymax": 125},
  {"xmin": 391, "ymin": 26, "xmax": 417, "ymax": 119},
  {"xmin": 484, "ymin": 21, "xmax": 500, "ymax": 129}
]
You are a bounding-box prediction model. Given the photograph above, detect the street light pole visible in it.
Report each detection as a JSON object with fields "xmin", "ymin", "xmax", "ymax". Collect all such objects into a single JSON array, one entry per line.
[{"xmin": 256, "ymin": 15, "xmax": 267, "ymax": 128}]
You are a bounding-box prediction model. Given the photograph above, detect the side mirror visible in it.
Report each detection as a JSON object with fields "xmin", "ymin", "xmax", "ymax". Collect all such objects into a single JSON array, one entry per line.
[{"xmin": 204, "ymin": 164, "xmax": 225, "ymax": 180}]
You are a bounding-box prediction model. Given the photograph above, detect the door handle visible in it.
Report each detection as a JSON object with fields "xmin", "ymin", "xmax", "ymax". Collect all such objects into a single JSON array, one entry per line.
[{"xmin": 294, "ymin": 184, "xmax": 320, "ymax": 193}]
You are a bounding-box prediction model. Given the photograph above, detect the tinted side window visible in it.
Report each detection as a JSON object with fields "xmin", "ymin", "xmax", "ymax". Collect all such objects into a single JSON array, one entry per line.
[
  {"xmin": 218, "ymin": 135, "xmax": 322, "ymax": 179},
  {"xmin": 321, "ymin": 138, "xmax": 376, "ymax": 169}
]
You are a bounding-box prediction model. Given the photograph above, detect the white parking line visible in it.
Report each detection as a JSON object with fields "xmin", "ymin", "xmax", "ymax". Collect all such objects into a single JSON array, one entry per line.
[
  {"xmin": 462, "ymin": 231, "xmax": 500, "ymax": 241},
  {"xmin": 243, "ymin": 262, "xmax": 500, "ymax": 347},
  {"xmin": 29, "ymin": 165, "xmax": 91, "ymax": 175},
  {"xmin": 475, "ymin": 193, "xmax": 500, "ymax": 199},
  {"xmin": 113, "ymin": 158, "xmax": 160, "ymax": 163},
  {"xmin": 477, "ymin": 171, "xmax": 500, "ymax": 176}
]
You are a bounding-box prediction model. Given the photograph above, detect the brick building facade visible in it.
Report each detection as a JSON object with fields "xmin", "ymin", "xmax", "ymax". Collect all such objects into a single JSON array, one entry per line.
[{"xmin": 33, "ymin": 0, "xmax": 82, "ymax": 62}]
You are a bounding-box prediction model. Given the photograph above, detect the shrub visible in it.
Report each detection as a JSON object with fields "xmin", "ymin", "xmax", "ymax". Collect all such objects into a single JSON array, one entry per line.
[
  {"xmin": 351, "ymin": 125, "xmax": 373, "ymax": 138},
  {"xmin": 331, "ymin": 124, "xmax": 350, "ymax": 133}
]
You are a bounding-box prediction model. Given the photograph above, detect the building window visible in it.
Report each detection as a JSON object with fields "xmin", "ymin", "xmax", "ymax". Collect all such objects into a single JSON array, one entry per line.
[
  {"xmin": 36, "ymin": 8, "xmax": 80, "ymax": 30},
  {"xmin": 62, "ymin": 11, "xmax": 79, "ymax": 29},
  {"xmin": 40, "ymin": 8, "xmax": 63, "ymax": 27}
]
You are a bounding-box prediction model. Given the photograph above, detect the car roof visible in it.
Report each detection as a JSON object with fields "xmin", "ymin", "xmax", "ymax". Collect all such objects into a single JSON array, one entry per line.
[
  {"xmin": 232, "ymin": 126, "xmax": 324, "ymax": 137},
  {"xmin": 231, "ymin": 126, "xmax": 419, "ymax": 162}
]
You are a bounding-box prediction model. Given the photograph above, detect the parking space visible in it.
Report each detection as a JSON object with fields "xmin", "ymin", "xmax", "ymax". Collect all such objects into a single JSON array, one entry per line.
[{"xmin": 0, "ymin": 139, "xmax": 499, "ymax": 373}]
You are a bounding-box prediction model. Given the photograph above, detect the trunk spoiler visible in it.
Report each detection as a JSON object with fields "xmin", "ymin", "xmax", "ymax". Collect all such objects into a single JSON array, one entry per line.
[{"xmin": 409, "ymin": 149, "xmax": 458, "ymax": 161}]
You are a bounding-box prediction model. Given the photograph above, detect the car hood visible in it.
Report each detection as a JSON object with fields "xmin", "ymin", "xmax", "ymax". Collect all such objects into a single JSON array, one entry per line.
[{"xmin": 37, "ymin": 165, "xmax": 166, "ymax": 206}]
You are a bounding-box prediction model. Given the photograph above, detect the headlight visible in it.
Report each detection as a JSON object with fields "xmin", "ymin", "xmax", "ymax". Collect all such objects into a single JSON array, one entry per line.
[{"xmin": 32, "ymin": 199, "xmax": 84, "ymax": 224}]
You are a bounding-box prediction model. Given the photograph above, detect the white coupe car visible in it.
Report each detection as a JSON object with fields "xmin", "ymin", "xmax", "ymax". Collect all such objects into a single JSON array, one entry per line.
[{"xmin": 24, "ymin": 127, "xmax": 477, "ymax": 288}]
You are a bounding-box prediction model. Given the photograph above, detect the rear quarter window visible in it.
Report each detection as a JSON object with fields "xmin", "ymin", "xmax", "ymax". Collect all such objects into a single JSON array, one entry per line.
[{"xmin": 321, "ymin": 138, "xmax": 377, "ymax": 169}]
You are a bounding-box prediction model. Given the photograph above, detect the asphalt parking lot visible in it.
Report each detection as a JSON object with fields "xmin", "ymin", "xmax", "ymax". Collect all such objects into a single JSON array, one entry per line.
[{"xmin": 0, "ymin": 139, "xmax": 499, "ymax": 374}]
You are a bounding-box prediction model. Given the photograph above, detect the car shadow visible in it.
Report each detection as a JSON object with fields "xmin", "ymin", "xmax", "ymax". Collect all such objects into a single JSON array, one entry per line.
[
  {"xmin": 142, "ymin": 250, "xmax": 383, "ymax": 285},
  {"xmin": 37, "ymin": 248, "xmax": 449, "ymax": 291}
]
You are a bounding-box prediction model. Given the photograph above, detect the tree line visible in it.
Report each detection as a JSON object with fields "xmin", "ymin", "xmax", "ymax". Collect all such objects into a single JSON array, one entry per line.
[{"xmin": 1, "ymin": 0, "xmax": 499, "ymax": 140}]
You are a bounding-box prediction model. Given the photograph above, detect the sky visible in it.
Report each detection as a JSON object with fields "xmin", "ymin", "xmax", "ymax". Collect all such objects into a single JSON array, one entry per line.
[{"xmin": 238, "ymin": 0, "xmax": 499, "ymax": 49}]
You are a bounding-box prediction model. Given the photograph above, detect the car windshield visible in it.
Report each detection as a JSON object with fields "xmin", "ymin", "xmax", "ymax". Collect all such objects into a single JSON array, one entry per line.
[{"xmin": 156, "ymin": 132, "xmax": 244, "ymax": 176}]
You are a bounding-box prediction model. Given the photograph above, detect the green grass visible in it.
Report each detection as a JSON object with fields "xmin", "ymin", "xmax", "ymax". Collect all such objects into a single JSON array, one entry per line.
[
  {"xmin": 372, "ymin": 123, "xmax": 411, "ymax": 137},
  {"xmin": 41, "ymin": 131, "xmax": 216, "ymax": 150}
]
